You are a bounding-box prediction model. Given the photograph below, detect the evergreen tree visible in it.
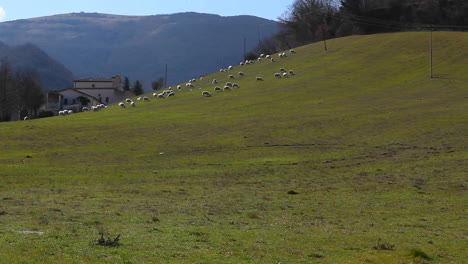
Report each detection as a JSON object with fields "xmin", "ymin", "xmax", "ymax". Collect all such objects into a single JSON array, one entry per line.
[
  {"xmin": 123, "ymin": 76, "xmax": 131, "ymax": 91},
  {"xmin": 132, "ymin": 80, "xmax": 144, "ymax": 96}
]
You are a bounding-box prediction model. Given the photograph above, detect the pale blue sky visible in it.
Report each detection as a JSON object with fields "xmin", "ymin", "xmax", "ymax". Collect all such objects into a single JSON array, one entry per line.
[{"xmin": 0, "ymin": 0, "xmax": 294, "ymax": 22}]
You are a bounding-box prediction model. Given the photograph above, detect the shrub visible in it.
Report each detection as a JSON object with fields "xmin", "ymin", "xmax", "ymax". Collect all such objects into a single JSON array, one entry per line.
[{"xmin": 410, "ymin": 248, "xmax": 431, "ymax": 260}]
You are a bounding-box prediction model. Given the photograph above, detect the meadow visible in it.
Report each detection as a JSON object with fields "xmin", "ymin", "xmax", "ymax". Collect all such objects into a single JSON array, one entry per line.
[{"xmin": 0, "ymin": 31, "xmax": 466, "ymax": 263}]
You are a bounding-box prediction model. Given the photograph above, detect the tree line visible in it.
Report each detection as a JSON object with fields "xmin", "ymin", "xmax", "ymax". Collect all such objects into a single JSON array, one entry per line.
[
  {"xmin": 248, "ymin": 0, "xmax": 468, "ymax": 56},
  {"xmin": 0, "ymin": 58, "xmax": 45, "ymax": 122}
]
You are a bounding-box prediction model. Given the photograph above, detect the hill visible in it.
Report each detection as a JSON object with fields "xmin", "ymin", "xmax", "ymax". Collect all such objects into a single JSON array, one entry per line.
[
  {"xmin": 0, "ymin": 12, "xmax": 279, "ymax": 90},
  {"xmin": 0, "ymin": 41, "xmax": 74, "ymax": 90},
  {"xmin": 0, "ymin": 32, "xmax": 466, "ymax": 263}
]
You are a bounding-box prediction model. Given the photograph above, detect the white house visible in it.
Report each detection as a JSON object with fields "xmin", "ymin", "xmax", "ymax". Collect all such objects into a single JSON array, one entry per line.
[{"xmin": 44, "ymin": 75, "xmax": 133, "ymax": 113}]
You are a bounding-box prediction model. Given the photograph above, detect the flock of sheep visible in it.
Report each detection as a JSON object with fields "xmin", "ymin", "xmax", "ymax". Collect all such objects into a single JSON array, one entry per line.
[{"xmin": 65, "ymin": 48, "xmax": 298, "ymax": 113}]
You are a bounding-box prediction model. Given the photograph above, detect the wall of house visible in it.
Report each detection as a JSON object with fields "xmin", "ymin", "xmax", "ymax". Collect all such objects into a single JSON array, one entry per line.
[
  {"xmin": 74, "ymin": 81, "xmax": 114, "ymax": 89},
  {"xmin": 75, "ymin": 88, "xmax": 119, "ymax": 105}
]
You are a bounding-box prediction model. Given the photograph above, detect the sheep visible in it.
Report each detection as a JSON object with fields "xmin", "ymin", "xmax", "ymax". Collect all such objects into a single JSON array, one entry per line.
[
  {"xmin": 283, "ymin": 72, "xmax": 289, "ymax": 78},
  {"xmin": 152, "ymin": 92, "xmax": 158, "ymax": 97},
  {"xmin": 23, "ymin": 116, "xmax": 29, "ymax": 120},
  {"xmin": 143, "ymin": 96, "xmax": 150, "ymax": 101},
  {"xmin": 225, "ymin": 82, "xmax": 233, "ymax": 87},
  {"xmin": 137, "ymin": 97, "xmax": 142, "ymax": 101},
  {"xmin": 256, "ymin": 77, "xmax": 264, "ymax": 81},
  {"xmin": 228, "ymin": 65, "xmax": 233, "ymax": 70},
  {"xmin": 167, "ymin": 92, "xmax": 175, "ymax": 97},
  {"xmin": 58, "ymin": 111, "xmax": 65, "ymax": 116},
  {"xmin": 82, "ymin": 107, "xmax": 89, "ymax": 112},
  {"xmin": 290, "ymin": 49, "xmax": 296, "ymax": 53},
  {"xmin": 240, "ymin": 62, "xmax": 244, "ymax": 66},
  {"xmin": 212, "ymin": 79, "xmax": 218, "ymax": 84},
  {"xmin": 258, "ymin": 57, "xmax": 262, "ymax": 62},
  {"xmin": 125, "ymin": 98, "xmax": 132, "ymax": 103},
  {"xmin": 233, "ymin": 83, "xmax": 240, "ymax": 88},
  {"xmin": 199, "ymin": 77, "xmax": 203, "ymax": 81},
  {"xmin": 118, "ymin": 102, "xmax": 126, "ymax": 108},
  {"xmin": 228, "ymin": 75, "xmax": 235, "ymax": 79},
  {"xmin": 191, "ymin": 79, "xmax": 197, "ymax": 83},
  {"xmin": 214, "ymin": 86, "xmax": 222, "ymax": 91},
  {"xmin": 92, "ymin": 106, "xmax": 99, "ymax": 111},
  {"xmin": 223, "ymin": 86, "xmax": 231, "ymax": 91},
  {"xmin": 270, "ymin": 58, "xmax": 275, "ymax": 62},
  {"xmin": 177, "ymin": 85, "xmax": 182, "ymax": 90},
  {"xmin": 238, "ymin": 71, "xmax": 245, "ymax": 76},
  {"xmin": 280, "ymin": 68, "xmax": 287, "ymax": 73},
  {"xmin": 131, "ymin": 102, "xmax": 136, "ymax": 107},
  {"xmin": 157, "ymin": 93, "xmax": 165, "ymax": 98},
  {"xmin": 274, "ymin": 73, "xmax": 282, "ymax": 78},
  {"xmin": 68, "ymin": 110, "xmax": 73, "ymax": 114},
  {"xmin": 266, "ymin": 55, "xmax": 271, "ymax": 59},
  {"xmin": 202, "ymin": 91, "xmax": 212, "ymax": 97},
  {"xmin": 289, "ymin": 70, "xmax": 295, "ymax": 75},
  {"xmin": 167, "ymin": 87, "xmax": 173, "ymax": 90},
  {"xmin": 260, "ymin": 54, "xmax": 265, "ymax": 58}
]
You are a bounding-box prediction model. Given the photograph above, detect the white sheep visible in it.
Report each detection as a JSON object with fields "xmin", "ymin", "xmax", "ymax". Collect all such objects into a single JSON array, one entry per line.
[
  {"xmin": 157, "ymin": 93, "xmax": 165, "ymax": 98},
  {"xmin": 228, "ymin": 75, "xmax": 235, "ymax": 79},
  {"xmin": 225, "ymin": 82, "xmax": 233, "ymax": 87},
  {"xmin": 280, "ymin": 68, "xmax": 287, "ymax": 72},
  {"xmin": 202, "ymin": 91, "xmax": 212, "ymax": 97},
  {"xmin": 167, "ymin": 92, "xmax": 175, "ymax": 97},
  {"xmin": 125, "ymin": 98, "xmax": 132, "ymax": 103},
  {"xmin": 212, "ymin": 79, "xmax": 218, "ymax": 84},
  {"xmin": 23, "ymin": 116, "xmax": 29, "ymax": 120},
  {"xmin": 214, "ymin": 86, "xmax": 222, "ymax": 91},
  {"xmin": 258, "ymin": 57, "xmax": 262, "ymax": 61},
  {"xmin": 290, "ymin": 49, "xmax": 296, "ymax": 53},
  {"xmin": 233, "ymin": 83, "xmax": 240, "ymax": 88},
  {"xmin": 274, "ymin": 73, "xmax": 282, "ymax": 78},
  {"xmin": 228, "ymin": 66, "xmax": 233, "ymax": 70},
  {"xmin": 119, "ymin": 102, "xmax": 126, "ymax": 108},
  {"xmin": 223, "ymin": 86, "xmax": 231, "ymax": 91},
  {"xmin": 256, "ymin": 77, "xmax": 264, "ymax": 81},
  {"xmin": 143, "ymin": 96, "xmax": 150, "ymax": 101},
  {"xmin": 266, "ymin": 55, "xmax": 271, "ymax": 59},
  {"xmin": 137, "ymin": 97, "xmax": 142, "ymax": 101},
  {"xmin": 260, "ymin": 54, "xmax": 265, "ymax": 58},
  {"xmin": 270, "ymin": 58, "xmax": 275, "ymax": 62},
  {"xmin": 58, "ymin": 110, "xmax": 65, "ymax": 116},
  {"xmin": 238, "ymin": 72, "xmax": 245, "ymax": 76},
  {"xmin": 289, "ymin": 70, "xmax": 295, "ymax": 75},
  {"xmin": 92, "ymin": 106, "xmax": 99, "ymax": 111},
  {"xmin": 177, "ymin": 85, "xmax": 182, "ymax": 90},
  {"xmin": 240, "ymin": 62, "xmax": 244, "ymax": 66},
  {"xmin": 68, "ymin": 110, "xmax": 73, "ymax": 114},
  {"xmin": 82, "ymin": 107, "xmax": 89, "ymax": 112},
  {"xmin": 131, "ymin": 102, "xmax": 136, "ymax": 107},
  {"xmin": 283, "ymin": 72, "xmax": 289, "ymax": 78}
]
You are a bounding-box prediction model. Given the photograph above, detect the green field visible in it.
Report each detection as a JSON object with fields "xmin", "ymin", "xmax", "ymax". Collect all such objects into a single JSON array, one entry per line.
[{"xmin": 0, "ymin": 31, "xmax": 467, "ymax": 263}]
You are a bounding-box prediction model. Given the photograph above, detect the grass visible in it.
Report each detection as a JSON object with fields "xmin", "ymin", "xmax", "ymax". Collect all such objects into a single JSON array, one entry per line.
[{"xmin": 0, "ymin": 31, "xmax": 467, "ymax": 263}]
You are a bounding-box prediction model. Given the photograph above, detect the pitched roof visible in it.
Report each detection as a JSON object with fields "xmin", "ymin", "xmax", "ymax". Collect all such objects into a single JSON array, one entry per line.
[
  {"xmin": 50, "ymin": 88, "xmax": 103, "ymax": 104},
  {"xmin": 74, "ymin": 78, "xmax": 115, "ymax": 82}
]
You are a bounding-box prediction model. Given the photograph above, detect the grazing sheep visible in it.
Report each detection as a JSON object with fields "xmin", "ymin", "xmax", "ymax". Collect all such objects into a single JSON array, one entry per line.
[
  {"xmin": 228, "ymin": 66, "xmax": 233, "ymax": 70},
  {"xmin": 157, "ymin": 93, "xmax": 165, "ymax": 98},
  {"xmin": 256, "ymin": 77, "xmax": 264, "ymax": 81},
  {"xmin": 223, "ymin": 86, "xmax": 231, "ymax": 91},
  {"xmin": 125, "ymin": 98, "xmax": 132, "ymax": 103},
  {"xmin": 167, "ymin": 92, "xmax": 175, "ymax": 97},
  {"xmin": 233, "ymin": 83, "xmax": 240, "ymax": 88},
  {"xmin": 266, "ymin": 55, "xmax": 271, "ymax": 59},
  {"xmin": 214, "ymin": 86, "xmax": 222, "ymax": 91},
  {"xmin": 212, "ymin": 79, "xmax": 218, "ymax": 84},
  {"xmin": 283, "ymin": 72, "xmax": 289, "ymax": 78},
  {"xmin": 58, "ymin": 110, "xmax": 65, "ymax": 116},
  {"xmin": 131, "ymin": 102, "xmax": 136, "ymax": 107},
  {"xmin": 119, "ymin": 102, "xmax": 126, "ymax": 108},
  {"xmin": 274, "ymin": 73, "xmax": 282, "ymax": 78},
  {"xmin": 225, "ymin": 82, "xmax": 233, "ymax": 87},
  {"xmin": 68, "ymin": 110, "xmax": 73, "ymax": 114},
  {"xmin": 240, "ymin": 62, "xmax": 244, "ymax": 66},
  {"xmin": 153, "ymin": 92, "xmax": 158, "ymax": 97},
  {"xmin": 228, "ymin": 75, "xmax": 235, "ymax": 79},
  {"xmin": 260, "ymin": 54, "xmax": 265, "ymax": 58},
  {"xmin": 177, "ymin": 85, "xmax": 182, "ymax": 90},
  {"xmin": 289, "ymin": 70, "xmax": 295, "ymax": 75},
  {"xmin": 82, "ymin": 107, "xmax": 89, "ymax": 112},
  {"xmin": 199, "ymin": 77, "xmax": 203, "ymax": 81},
  {"xmin": 280, "ymin": 68, "xmax": 287, "ymax": 72},
  {"xmin": 270, "ymin": 58, "xmax": 275, "ymax": 62},
  {"xmin": 202, "ymin": 91, "xmax": 212, "ymax": 97},
  {"xmin": 258, "ymin": 57, "xmax": 262, "ymax": 61},
  {"xmin": 290, "ymin": 49, "xmax": 296, "ymax": 53},
  {"xmin": 23, "ymin": 116, "xmax": 29, "ymax": 120},
  {"xmin": 137, "ymin": 97, "xmax": 142, "ymax": 101},
  {"xmin": 143, "ymin": 96, "xmax": 150, "ymax": 101},
  {"xmin": 238, "ymin": 71, "xmax": 245, "ymax": 76}
]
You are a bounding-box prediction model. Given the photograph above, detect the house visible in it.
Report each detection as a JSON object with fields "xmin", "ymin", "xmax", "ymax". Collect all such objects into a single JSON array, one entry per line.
[{"xmin": 43, "ymin": 75, "xmax": 134, "ymax": 113}]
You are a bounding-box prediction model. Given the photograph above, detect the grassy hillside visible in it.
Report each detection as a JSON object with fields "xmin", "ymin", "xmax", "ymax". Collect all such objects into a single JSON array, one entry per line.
[{"xmin": 0, "ymin": 31, "xmax": 466, "ymax": 263}]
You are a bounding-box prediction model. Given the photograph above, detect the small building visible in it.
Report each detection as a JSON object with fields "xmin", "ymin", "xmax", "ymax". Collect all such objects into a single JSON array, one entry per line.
[{"xmin": 43, "ymin": 75, "xmax": 134, "ymax": 114}]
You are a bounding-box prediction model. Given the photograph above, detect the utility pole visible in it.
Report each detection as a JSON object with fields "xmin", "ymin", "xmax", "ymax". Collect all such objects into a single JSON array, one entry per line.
[
  {"xmin": 243, "ymin": 37, "xmax": 246, "ymax": 60},
  {"xmin": 429, "ymin": 25, "xmax": 433, "ymax": 78},
  {"xmin": 164, "ymin": 64, "xmax": 168, "ymax": 88},
  {"xmin": 321, "ymin": 23, "xmax": 328, "ymax": 52}
]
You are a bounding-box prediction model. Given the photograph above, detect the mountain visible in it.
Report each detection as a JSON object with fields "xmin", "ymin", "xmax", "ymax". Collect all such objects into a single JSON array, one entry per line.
[
  {"xmin": 0, "ymin": 12, "xmax": 279, "ymax": 90},
  {"xmin": 0, "ymin": 41, "xmax": 74, "ymax": 90}
]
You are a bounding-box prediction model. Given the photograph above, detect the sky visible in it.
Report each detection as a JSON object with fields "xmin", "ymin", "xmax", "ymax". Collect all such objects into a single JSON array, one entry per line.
[{"xmin": 0, "ymin": 0, "xmax": 295, "ymax": 22}]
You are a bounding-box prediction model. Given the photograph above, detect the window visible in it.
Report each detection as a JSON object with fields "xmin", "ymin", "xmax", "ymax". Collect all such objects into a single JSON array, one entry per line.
[
  {"xmin": 72, "ymin": 99, "xmax": 76, "ymax": 104},
  {"xmin": 92, "ymin": 84, "xmax": 95, "ymax": 88},
  {"xmin": 64, "ymin": 98, "xmax": 68, "ymax": 105},
  {"xmin": 106, "ymin": 97, "xmax": 109, "ymax": 103}
]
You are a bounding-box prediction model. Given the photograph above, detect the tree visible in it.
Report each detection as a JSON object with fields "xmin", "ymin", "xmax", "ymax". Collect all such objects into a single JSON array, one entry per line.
[
  {"xmin": 123, "ymin": 76, "xmax": 131, "ymax": 91},
  {"xmin": 0, "ymin": 58, "xmax": 16, "ymax": 121},
  {"xmin": 151, "ymin": 77, "xmax": 165, "ymax": 91},
  {"xmin": 132, "ymin": 80, "xmax": 144, "ymax": 96},
  {"xmin": 77, "ymin": 95, "xmax": 91, "ymax": 107},
  {"xmin": 16, "ymin": 71, "xmax": 45, "ymax": 118}
]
